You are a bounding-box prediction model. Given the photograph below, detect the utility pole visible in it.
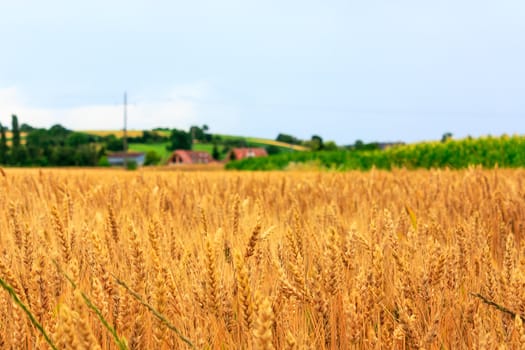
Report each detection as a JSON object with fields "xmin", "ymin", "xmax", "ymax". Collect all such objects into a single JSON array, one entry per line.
[{"xmin": 123, "ymin": 92, "xmax": 128, "ymax": 153}]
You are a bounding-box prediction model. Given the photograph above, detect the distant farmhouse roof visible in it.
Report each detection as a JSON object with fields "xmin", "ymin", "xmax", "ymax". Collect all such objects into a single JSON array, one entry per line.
[
  {"xmin": 107, "ymin": 152, "xmax": 145, "ymax": 166},
  {"xmin": 167, "ymin": 150, "xmax": 214, "ymax": 165},
  {"xmin": 229, "ymin": 147, "xmax": 268, "ymax": 161}
]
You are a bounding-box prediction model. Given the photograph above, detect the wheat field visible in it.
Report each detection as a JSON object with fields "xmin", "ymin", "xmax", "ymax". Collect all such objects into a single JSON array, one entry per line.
[{"xmin": 0, "ymin": 167, "xmax": 524, "ymax": 349}]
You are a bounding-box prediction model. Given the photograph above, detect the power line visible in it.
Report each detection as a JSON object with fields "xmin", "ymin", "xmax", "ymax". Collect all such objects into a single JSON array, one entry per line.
[{"xmin": 123, "ymin": 91, "xmax": 128, "ymax": 153}]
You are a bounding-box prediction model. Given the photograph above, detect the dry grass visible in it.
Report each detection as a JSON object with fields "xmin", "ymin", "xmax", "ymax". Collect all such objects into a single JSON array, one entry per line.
[
  {"xmin": 80, "ymin": 130, "xmax": 150, "ymax": 138},
  {"xmin": 4, "ymin": 131, "xmax": 28, "ymax": 146},
  {"xmin": 5, "ymin": 131, "xmax": 28, "ymax": 138},
  {"xmin": 0, "ymin": 167, "xmax": 524, "ymax": 349},
  {"xmin": 247, "ymin": 138, "xmax": 308, "ymax": 151}
]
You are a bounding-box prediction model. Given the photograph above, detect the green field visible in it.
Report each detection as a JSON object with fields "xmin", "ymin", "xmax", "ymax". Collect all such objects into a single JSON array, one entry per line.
[
  {"xmin": 126, "ymin": 133, "xmax": 302, "ymax": 165},
  {"xmin": 215, "ymin": 134, "xmax": 306, "ymax": 152},
  {"xmin": 128, "ymin": 142, "xmax": 227, "ymax": 163},
  {"xmin": 192, "ymin": 143, "xmax": 230, "ymax": 159},
  {"xmin": 99, "ymin": 130, "xmax": 307, "ymax": 165},
  {"xmin": 191, "ymin": 143, "xmax": 215, "ymax": 153},
  {"xmin": 128, "ymin": 142, "xmax": 171, "ymax": 163}
]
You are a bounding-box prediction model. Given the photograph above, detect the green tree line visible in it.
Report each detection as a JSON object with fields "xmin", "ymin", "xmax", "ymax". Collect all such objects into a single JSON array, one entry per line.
[
  {"xmin": 0, "ymin": 115, "xmax": 100, "ymax": 166},
  {"xmin": 226, "ymin": 135, "xmax": 525, "ymax": 171}
]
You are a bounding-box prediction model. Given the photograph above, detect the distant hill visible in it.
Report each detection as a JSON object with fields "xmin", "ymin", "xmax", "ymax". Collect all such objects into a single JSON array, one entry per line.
[
  {"xmin": 78, "ymin": 130, "xmax": 306, "ymax": 164},
  {"xmin": 1, "ymin": 123, "xmax": 309, "ymax": 167},
  {"xmin": 81, "ymin": 130, "xmax": 305, "ymax": 150}
]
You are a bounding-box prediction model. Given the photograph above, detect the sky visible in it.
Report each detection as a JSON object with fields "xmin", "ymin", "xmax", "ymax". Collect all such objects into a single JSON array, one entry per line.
[{"xmin": 0, "ymin": 0, "xmax": 524, "ymax": 144}]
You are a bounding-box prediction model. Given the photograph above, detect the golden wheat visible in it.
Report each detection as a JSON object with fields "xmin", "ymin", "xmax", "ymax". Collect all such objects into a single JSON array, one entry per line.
[{"xmin": 0, "ymin": 167, "xmax": 524, "ymax": 349}]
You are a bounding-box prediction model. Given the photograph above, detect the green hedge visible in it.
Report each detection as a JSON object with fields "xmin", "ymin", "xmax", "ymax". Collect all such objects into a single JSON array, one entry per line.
[{"xmin": 225, "ymin": 135, "xmax": 525, "ymax": 171}]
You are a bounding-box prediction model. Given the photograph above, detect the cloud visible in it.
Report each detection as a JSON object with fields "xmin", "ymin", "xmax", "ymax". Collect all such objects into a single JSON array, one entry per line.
[
  {"xmin": 0, "ymin": 87, "xmax": 59, "ymax": 127},
  {"xmin": 0, "ymin": 84, "xmax": 239, "ymax": 131}
]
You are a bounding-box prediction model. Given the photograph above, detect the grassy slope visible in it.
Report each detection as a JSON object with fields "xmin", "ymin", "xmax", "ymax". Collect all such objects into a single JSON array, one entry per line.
[
  {"xmin": 82, "ymin": 130, "xmax": 302, "ymax": 150},
  {"xmin": 246, "ymin": 137, "xmax": 307, "ymax": 151},
  {"xmin": 128, "ymin": 142, "xmax": 229, "ymax": 162},
  {"xmin": 128, "ymin": 142, "xmax": 171, "ymax": 163},
  {"xmin": 83, "ymin": 130, "xmax": 303, "ymax": 157},
  {"xmin": 192, "ymin": 143, "xmax": 230, "ymax": 159},
  {"xmin": 192, "ymin": 143, "xmax": 215, "ymax": 153},
  {"xmin": 215, "ymin": 134, "xmax": 307, "ymax": 151}
]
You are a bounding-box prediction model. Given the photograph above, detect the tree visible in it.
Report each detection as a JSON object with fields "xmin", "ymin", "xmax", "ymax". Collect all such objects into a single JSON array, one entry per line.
[
  {"xmin": 266, "ymin": 145, "xmax": 281, "ymax": 155},
  {"xmin": 310, "ymin": 135, "xmax": 324, "ymax": 151},
  {"xmin": 10, "ymin": 114, "xmax": 27, "ymax": 165},
  {"xmin": 212, "ymin": 143, "xmax": 220, "ymax": 160},
  {"xmin": 201, "ymin": 124, "xmax": 211, "ymax": 142},
  {"xmin": 105, "ymin": 136, "xmax": 125, "ymax": 151},
  {"xmin": 72, "ymin": 144, "xmax": 99, "ymax": 166},
  {"xmin": 141, "ymin": 130, "xmax": 168, "ymax": 144},
  {"xmin": 20, "ymin": 123, "xmax": 34, "ymax": 132},
  {"xmin": 323, "ymin": 141, "xmax": 338, "ymax": 151},
  {"xmin": 276, "ymin": 133, "xmax": 301, "ymax": 145},
  {"xmin": 144, "ymin": 150, "xmax": 161, "ymax": 166},
  {"xmin": 354, "ymin": 140, "xmax": 364, "ymax": 149},
  {"xmin": 190, "ymin": 126, "xmax": 204, "ymax": 143},
  {"xmin": 189, "ymin": 125, "xmax": 212, "ymax": 143},
  {"xmin": 98, "ymin": 156, "xmax": 110, "ymax": 167},
  {"xmin": 0, "ymin": 123, "xmax": 7, "ymax": 164},
  {"xmin": 7, "ymin": 119, "xmax": 103, "ymax": 166},
  {"xmin": 441, "ymin": 132, "xmax": 453, "ymax": 143},
  {"xmin": 66, "ymin": 132, "xmax": 91, "ymax": 147},
  {"xmin": 48, "ymin": 124, "xmax": 71, "ymax": 139},
  {"xmin": 49, "ymin": 146, "xmax": 75, "ymax": 166},
  {"xmin": 11, "ymin": 115, "xmax": 21, "ymax": 148},
  {"xmin": 222, "ymin": 145, "xmax": 232, "ymax": 158},
  {"xmin": 167, "ymin": 129, "xmax": 192, "ymax": 151},
  {"xmin": 351, "ymin": 140, "xmax": 379, "ymax": 151}
]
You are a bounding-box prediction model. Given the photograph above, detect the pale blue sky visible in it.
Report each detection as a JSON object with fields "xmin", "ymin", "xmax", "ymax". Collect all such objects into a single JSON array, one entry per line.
[{"xmin": 1, "ymin": 0, "xmax": 524, "ymax": 143}]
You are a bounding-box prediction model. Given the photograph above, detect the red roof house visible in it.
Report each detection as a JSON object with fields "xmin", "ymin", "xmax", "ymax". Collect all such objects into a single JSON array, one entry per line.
[
  {"xmin": 228, "ymin": 147, "xmax": 268, "ymax": 161},
  {"xmin": 167, "ymin": 150, "xmax": 214, "ymax": 165}
]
